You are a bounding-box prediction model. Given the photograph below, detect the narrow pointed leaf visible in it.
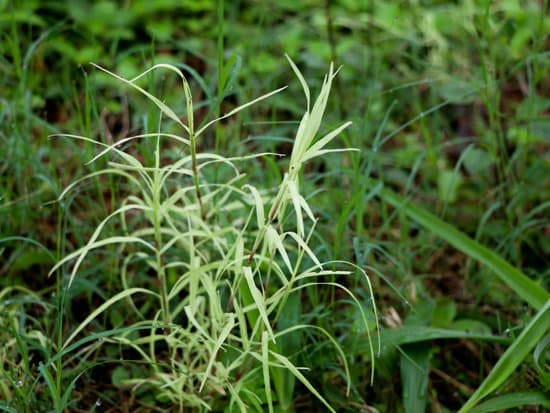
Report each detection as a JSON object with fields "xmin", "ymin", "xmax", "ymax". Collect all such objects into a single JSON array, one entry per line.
[
  {"xmin": 287, "ymin": 180, "xmax": 304, "ymax": 237},
  {"xmin": 269, "ymin": 351, "xmax": 336, "ymax": 413},
  {"xmin": 377, "ymin": 185, "xmax": 549, "ymax": 310},
  {"xmin": 458, "ymin": 299, "xmax": 550, "ymax": 412},
  {"xmin": 469, "ymin": 392, "xmax": 550, "ymax": 413},
  {"xmin": 62, "ymin": 288, "xmax": 158, "ymax": 349},
  {"xmin": 243, "ymin": 184, "xmax": 265, "ymax": 229},
  {"xmin": 196, "ymin": 87, "xmax": 287, "ymax": 137},
  {"xmin": 243, "ymin": 266, "xmax": 275, "ymax": 341},
  {"xmin": 91, "ymin": 63, "xmax": 189, "ymax": 133},
  {"xmin": 401, "ymin": 343, "xmax": 430, "ymax": 413},
  {"xmin": 265, "ymin": 225, "xmax": 292, "ymax": 273},
  {"xmin": 285, "ymin": 54, "xmax": 310, "ymax": 111},
  {"xmin": 262, "ymin": 331, "xmax": 274, "ymax": 413},
  {"xmin": 200, "ymin": 314, "xmax": 235, "ymax": 392},
  {"xmin": 300, "ymin": 121, "xmax": 352, "ymax": 164}
]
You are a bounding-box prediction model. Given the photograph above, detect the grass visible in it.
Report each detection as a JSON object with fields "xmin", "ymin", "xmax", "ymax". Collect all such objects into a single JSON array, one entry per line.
[
  {"xmin": 1, "ymin": 0, "xmax": 549, "ymax": 412},
  {"xmin": 43, "ymin": 58, "xmax": 376, "ymax": 412}
]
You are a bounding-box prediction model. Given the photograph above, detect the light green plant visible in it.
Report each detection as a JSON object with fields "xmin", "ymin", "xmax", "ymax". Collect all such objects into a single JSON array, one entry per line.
[{"xmin": 47, "ymin": 57, "xmax": 378, "ymax": 411}]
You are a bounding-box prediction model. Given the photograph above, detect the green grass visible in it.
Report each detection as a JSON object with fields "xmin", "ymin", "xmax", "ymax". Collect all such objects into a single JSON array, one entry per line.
[{"xmin": 1, "ymin": 0, "xmax": 549, "ymax": 411}]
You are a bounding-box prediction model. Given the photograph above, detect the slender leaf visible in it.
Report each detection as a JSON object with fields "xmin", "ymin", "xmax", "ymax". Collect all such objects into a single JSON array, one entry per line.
[
  {"xmin": 243, "ymin": 266, "xmax": 275, "ymax": 341},
  {"xmin": 199, "ymin": 314, "xmax": 235, "ymax": 392},
  {"xmin": 269, "ymin": 351, "xmax": 336, "ymax": 413},
  {"xmin": 285, "ymin": 54, "xmax": 310, "ymax": 111},
  {"xmin": 458, "ymin": 299, "xmax": 550, "ymax": 412},
  {"xmin": 469, "ymin": 391, "xmax": 550, "ymax": 413},
  {"xmin": 377, "ymin": 185, "xmax": 549, "ymax": 310},
  {"xmin": 401, "ymin": 343, "xmax": 430, "ymax": 413},
  {"xmin": 91, "ymin": 63, "xmax": 190, "ymax": 133},
  {"xmin": 38, "ymin": 363, "xmax": 59, "ymax": 412},
  {"xmin": 62, "ymin": 288, "xmax": 158, "ymax": 349},
  {"xmin": 381, "ymin": 326, "xmax": 511, "ymax": 347},
  {"xmin": 261, "ymin": 331, "xmax": 274, "ymax": 413}
]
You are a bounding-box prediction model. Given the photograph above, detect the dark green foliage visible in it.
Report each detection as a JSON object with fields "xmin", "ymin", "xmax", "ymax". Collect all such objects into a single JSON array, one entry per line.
[{"xmin": 1, "ymin": 0, "xmax": 549, "ymax": 411}]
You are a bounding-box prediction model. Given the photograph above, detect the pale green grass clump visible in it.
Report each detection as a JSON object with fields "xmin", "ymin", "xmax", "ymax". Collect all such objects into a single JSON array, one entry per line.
[{"xmin": 45, "ymin": 57, "xmax": 378, "ymax": 412}]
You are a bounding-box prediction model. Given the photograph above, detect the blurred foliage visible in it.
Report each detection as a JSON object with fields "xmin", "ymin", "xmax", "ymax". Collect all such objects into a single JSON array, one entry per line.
[{"xmin": 1, "ymin": 0, "xmax": 549, "ymax": 411}]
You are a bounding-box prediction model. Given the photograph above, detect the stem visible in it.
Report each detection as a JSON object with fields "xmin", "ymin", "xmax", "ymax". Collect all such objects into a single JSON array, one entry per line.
[
  {"xmin": 325, "ymin": 0, "xmax": 344, "ymax": 118},
  {"xmin": 152, "ymin": 137, "xmax": 171, "ymax": 326},
  {"xmin": 55, "ymin": 205, "xmax": 63, "ymax": 403},
  {"xmin": 215, "ymin": 0, "xmax": 225, "ymax": 154},
  {"xmin": 184, "ymin": 78, "xmax": 206, "ymax": 221},
  {"xmin": 247, "ymin": 174, "xmax": 291, "ymax": 265},
  {"xmin": 153, "ymin": 216, "xmax": 170, "ymax": 327},
  {"xmin": 189, "ymin": 130, "xmax": 206, "ymax": 221}
]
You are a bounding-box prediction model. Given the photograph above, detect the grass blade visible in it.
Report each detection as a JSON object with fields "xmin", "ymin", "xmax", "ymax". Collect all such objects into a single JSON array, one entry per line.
[
  {"xmin": 285, "ymin": 54, "xmax": 310, "ymax": 111},
  {"xmin": 38, "ymin": 362, "xmax": 59, "ymax": 412},
  {"xmin": 199, "ymin": 314, "xmax": 235, "ymax": 392},
  {"xmin": 379, "ymin": 326, "xmax": 511, "ymax": 347},
  {"xmin": 62, "ymin": 288, "xmax": 158, "ymax": 349},
  {"xmin": 91, "ymin": 63, "xmax": 190, "ymax": 133},
  {"xmin": 458, "ymin": 299, "xmax": 550, "ymax": 412},
  {"xmin": 243, "ymin": 266, "xmax": 275, "ymax": 341},
  {"xmin": 261, "ymin": 331, "xmax": 274, "ymax": 413},
  {"xmin": 400, "ymin": 343, "xmax": 430, "ymax": 413},
  {"xmin": 469, "ymin": 391, "xmax": 550, "ymax": 413},
  {"xmin": 377, "ymin": 185, "xmax": 549, "ymax": 310},
  {"xmin": 269, "ymin": 351, "xmax": 336, "ymax": 413}
]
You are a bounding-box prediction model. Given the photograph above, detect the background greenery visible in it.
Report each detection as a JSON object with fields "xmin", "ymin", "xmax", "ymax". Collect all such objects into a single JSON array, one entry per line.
[{"xmin": 1, "ymin": 0, "xmax": 549, "ymax": 412}]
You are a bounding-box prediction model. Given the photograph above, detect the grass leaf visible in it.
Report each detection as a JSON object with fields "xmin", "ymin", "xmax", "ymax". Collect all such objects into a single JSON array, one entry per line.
[
  {"xmin": 401, "ymin": 343, "xmax": 431, "ymax": 413},
  {"xmin": 377, "ymin": 185, "xmax": 549, "ymax": 310},
  {"xmin": 468, "ymin": 391, "xmax": 550, "ymax": 412},
  {"xmin": 285, "ymin": 54, "xmax": 310, "ymax": 111},
  {"xmin": 243, "ymin": 266, "xmax": 275, "ymax": 341},
  {"xmin": 199, "ymin": 314, "xmax": 235, "ymax": 392},
  {"xmin": 458, "ymin": 299, "xmax": 550, "ymax": 412},
  {"xmin": 62, "ymin": 288, "xmax": 158, "ymax": 349},
  {"xmin": 468, "ymin": 391, "xmax": 550, "ymax": 413},
  {"xmin": 91, "ymin": 63, "xmax": 190, "ymax": 133}
]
